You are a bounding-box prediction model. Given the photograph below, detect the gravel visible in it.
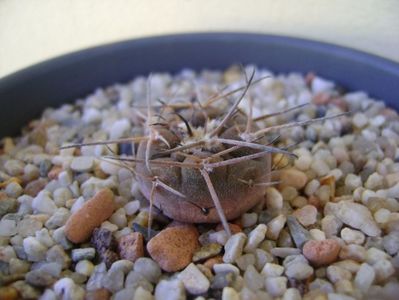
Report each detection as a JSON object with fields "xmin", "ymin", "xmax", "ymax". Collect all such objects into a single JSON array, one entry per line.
[{"xmin": 1, "ymin": 66, "xmax": 398, "ymax": 299}]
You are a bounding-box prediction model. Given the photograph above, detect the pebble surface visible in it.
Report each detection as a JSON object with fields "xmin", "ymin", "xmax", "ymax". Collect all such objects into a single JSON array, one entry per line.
[
  {"xmin": 64, "ymin": 189, "xmax": 116, "ymax": 243},
  {"xmin": 1, "ymin": 66, "xmax": 399, "ymax": 299}
]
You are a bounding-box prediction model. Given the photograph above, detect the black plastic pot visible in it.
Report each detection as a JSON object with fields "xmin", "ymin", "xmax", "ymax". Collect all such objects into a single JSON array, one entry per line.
[{"xmin": 0, "ymin": 33, "xmax": 398, "ymax": 138}]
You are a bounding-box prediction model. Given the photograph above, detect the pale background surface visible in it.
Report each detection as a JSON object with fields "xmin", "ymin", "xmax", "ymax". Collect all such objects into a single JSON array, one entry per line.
[{"xmin": 1, "ymin": 0, "xmax": 398, "ymax": 78}]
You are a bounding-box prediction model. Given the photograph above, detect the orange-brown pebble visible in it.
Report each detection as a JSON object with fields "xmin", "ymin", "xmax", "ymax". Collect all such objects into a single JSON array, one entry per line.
[
  {"xmin": 215, "ymin": 223, "xmax": 242, "ymax": 234},
  {"xmin": 303, "ymin": 239, "xmax": 341, "ymax": 266},
  {"xmin": 147, "ymin": 225, "xmax": 199, "ymax": 272},
  {"xmin": 279, "ymin": 169, "xmax": 308, "ymax": 189},
  {"xmin": 204, "ymin": 255, "xmax": 223, "ymax": 270},
  {"xmin": 48, "ymin": 166, "xmax": 63, "ymax": 180},
  {"xmin": 64, "ymin": 189, "xmax": 116, "ymax": 243},
  {"xmin": 0, "ymin": 286, "xmax": 19, "ymax": 300},
  {"xmin": 118, "ymin": 232, "xmax": 144, "ymax": 262},
  {"xmin": 84, "ymin": 288, "xmax": 111, "ymax": 300}
]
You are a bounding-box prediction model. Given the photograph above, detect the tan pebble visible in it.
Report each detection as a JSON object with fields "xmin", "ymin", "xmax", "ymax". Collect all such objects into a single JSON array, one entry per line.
[
  {"xmin": 0, "ymin": 177, "xmax": 22, "ymax": 189},
  {"xmin": 0, "ymin": 286, "xmax": 19, "ymax": 300},
  {"xmin": 48, "ymin": 166, "xmax": 63, "ymax": 180},
  {"xmin": 215, "ymin": 223, "xmax": 242, "ymax": 234},
  {"xmin": 303, "ymin": 239, "xmax": 341, "ymax": 266},
  {"xmin": 84, "ymin": 288, "xmax": 111, "ymax": 300},
  {"xmin": 279, "ymin": 169, "xmax": 308, "ymax": 189},
  {"xmin": 64, "ymin": 189, "xmax": 116, "ymax": 243},
  {"xmin": 118, "ymin": 232, "xmax": 144, "ymax": 262},
  {"xmin": 204, "ymin": 255, "xmax": 224, "ymax": 270},
  {"xmin": 24, "ymin": 178, "xmax": 48, "ymax": 197},
  {"xmin": 147, "ymin": 225, "xmax": 199, "ymax": 272}
]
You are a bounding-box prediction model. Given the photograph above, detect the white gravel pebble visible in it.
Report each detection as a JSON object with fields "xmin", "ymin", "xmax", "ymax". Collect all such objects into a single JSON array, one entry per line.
[
  {"xmin": 354, "ymin": 263, "xmax": 375, "ymax": 292},
  {"xmin": 244, "ymin": 224, "xmax": 267, "ymax": 253},
  {"xmin": 75, "ymin": 260, "xmax": 94, "ymax": 276},
  {"xmin": 222, "ymin": 286, "xmax": 240, "ymax": 300},
  {"xmin": 178, "ymin": 263, "xmax": 210, "ymax": 295},
  {"xmin": 70, "ymin": 156, "xmax": 94, "ymax": 172},
  {"xmin": 124, "ymin": 200, "xmax": 140, "ymax": 215},
  {"xmin": 265, "ymin": 276, "xmax": 287, "ymax": 297},
  {"xmin": 341, "ymin": 228, "xmax": 365, "ymax": 245},
  {"xmin": 266, "ymin": 215, "xmax": 286, "ymax": 240},
  {"xmin": 32, "ymin": 191, "xmax": 58, "ymax": 215},
  {"xmin": 23, "ymin": 236, "xmax": 48, "ymax": 262},
  {"xmin": 265, "ymin": 187, "xmax": 283, "ymax": 210},
  {"xmin": 261, "ymin": 262, "xmax": 284, "ymax": 277},
  {"xmin": 223, "ymin": 233, "xmax": 247, "ymax": 263},
  {"xmin": 155, "ymin": 279, "xmax": 186, "ymax": 300},
  {"xmin": 54, "ymin": 277, "xmax": 85, "ymax": 300}
]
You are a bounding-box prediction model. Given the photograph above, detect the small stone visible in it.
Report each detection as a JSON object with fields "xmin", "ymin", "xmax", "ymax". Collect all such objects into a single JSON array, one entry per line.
[
  {"xmin": 4, "ymin": 160, "xmax": 25, "ymax": 176},
  {"xmin": 326, "ymin": 265, "xmax": 352, "ymax": 283},
  {"xmin": 102, "ymin": 268, "xmax": 124, "ymax": 293},
  {"xmin": 0, "ymin": 219, "xmax": 18, "ymax": 236},
  {"xmin": 25, "ymin": 269, "xmax": 57, "ymax": 287},
  {"xmin": 365, "ymin": 172, "xmax": 384, "ymax": 190},
  {"xmin": 287, "ymin": 216, "xmax": 310, "ymax": 248},
  {"xmin": 345, "ymin": 174, "xmax": 362, "ymax": 190},
  {"xmin": 293, "ymin": 205, "xmax": 318, "ymax": 226},
  {"xmin": 45, "ymin": 208, "xmax": 70, "ymax": 229},
  {"xmin": 118, "ymin": 232, "xmax": 144, "ymax": 262},
  {"xmin": 309, "ymin": 229, "xmax": 326, "ymax": 241},
  {"xmin": 321, "ymin": 215, "xmax": 343, "ymax": 237},
  {"xmin": 354, "ymin": 263, "xmax": 375, "ymax": 292},
  {"xmin": 155, "ymin": 279, "xmax": 186, "ymax": 300},
  {"xmin": 0, "ymin": 286, "xmax": 19, "ymax": 300},
  {"xmin": 54, "ymin": 277, "xmax": 85, "ymax": 300},
  {"xmin": 52, "ymin": 226, "xmax": 73, "ymax": 250},
  {"xmin": 223, "ymin": 233, "xmax": 247, "ymax": 263},
  {"xmin": 341, "ymin": 228, "xmax": 365, "ymax": 245},
  {"xmin": 244, "ymin": 224, "xmax": 267, "ymax": 253},
  {"xmin": 178, "ymin": 263, "xmax": 210, "ymax": 295},
  {"xmin": 222, "ymin": 286, "xmax": 240, "ymax": 300},
  {"xmin": 134, "ymin": 286, "xmax": 154, "ymax": 300},
  {"xmin": 383, "ymin": 231, "xmax": 399, "ymax": 255},
  {"xmin": 147, "ymin": 225, "xmax": 199, "ymax": 272},
  {"xmin": 134, "ymin": 257, "xmax": 162, "ymax": 284},
  {"xmin": 125, "ymin": 270, "xmax": 153, "ymax": 293},
  {"xmin": 353, "ymin": 112, "xmax": 368, "ymax": 128},
  {"xmin": 265, "ymin": 276, "xmax": 287, "ymax": 297},
  {"xmin": 243, "ymin": 264, "xmax": 264, "ymax": 291},
  {"xmin": 23, "ymin": 237, "xmax": 47, "ymax": 262},
  {"xmin": 373, "ymin": 259, "xmax": 395, "ymax": 283},
  {"xmin": 241, "ymin": 213, "xmax": 258, "ymax": 228},
  {"xmin": 193, "ymin": 243, "xmax": 222, "ymax": 262},
  {"xmin": 109, "ymin": 208, "xmax": 127, "ymax": 229},
  {"xmin": 35, "ymin": 228, "xmax": 55, "ymax": 248},
  {"xmin": 46, "ymin": 245, "xmax": 71, "ymax": 269},
  {"xmin": 32, "ymin": 191, "xmax": 58, "ymax": 215},
  {"xmin": 71, "ymin": 247, "xmax": 96, "ymax": 262},
  {"xmin": 213, "ymin": 263, "xmax": 240, "ymax": 275},
  {"xmin": 65, "ymin": 188, "xmax": 116, "ymax": 243},
  {"xmin": 271, "ymin": 247, "xmax": 301, "ymax": 258},
  {"xmin": 9, "ymin": 258, "xmax": 30, "ymax": 274},
  {"xmin": 5, "ymin": 182, "xmax": 23, "ymax": 198},
  {"xmin": 261, "ymin": 263, "xmax": 284, "ymax": 277},
  {"xmin": 279, "ymin": 169, "xmax": 308, "ymax": 189},
  {"xmin": 283, "ymin": 288, "xmax": 302, "ymax": 300},
  {"xmin": 285, "ymin": 260, "xmax": 313, "ymax": 280},
  {"xmin": 124, "ymin": 200, "xmax": 140, "ymax": 215},
  {"xmin": 327, "ymin": 201, "xmax": 381, "ymax": 237},
  {"xmin": 86, "ymin": 263, "xmax": 107, "ymax": 291},
  {"xmin": 235, "ymin": 253, "xmax": 255, "ymax": 271},
  {"xmin": 85, "ymin": 288, "xmax": 111, "ymax": 300},
  {"xmin": 70, "ymin": 156, "xmax": 94, "ymax": 172},
  {"xmin": 339, "ymin": 244, "xmax": 366, "ymax": 262},
  {"xmin": 266, "ymin": 215, "xmax": 286, "ymax": 240},
  {"xmin": 75, "ymin": 260, "xmax": 94, "ymax": 276},
  {"xmin": 311, "ymin": 159, "xmax": 330, "ymax": 177},
  {"xmin": 265, "ymin": 187, "xmax": 283, "ymax": 210},
  {"xmin": 303, "ymin": 239, "xmax": 341, "ymax": 266},
  {"xmin": 211, "ymin": 271, "xmax": 236, "ymax": 289}
]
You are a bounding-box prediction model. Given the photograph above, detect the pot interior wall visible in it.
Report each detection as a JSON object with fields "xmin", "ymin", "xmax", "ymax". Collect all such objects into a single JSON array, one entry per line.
[{"xmin": 1, "ymin": 33, "xmax": 398, "ymax": 137}]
